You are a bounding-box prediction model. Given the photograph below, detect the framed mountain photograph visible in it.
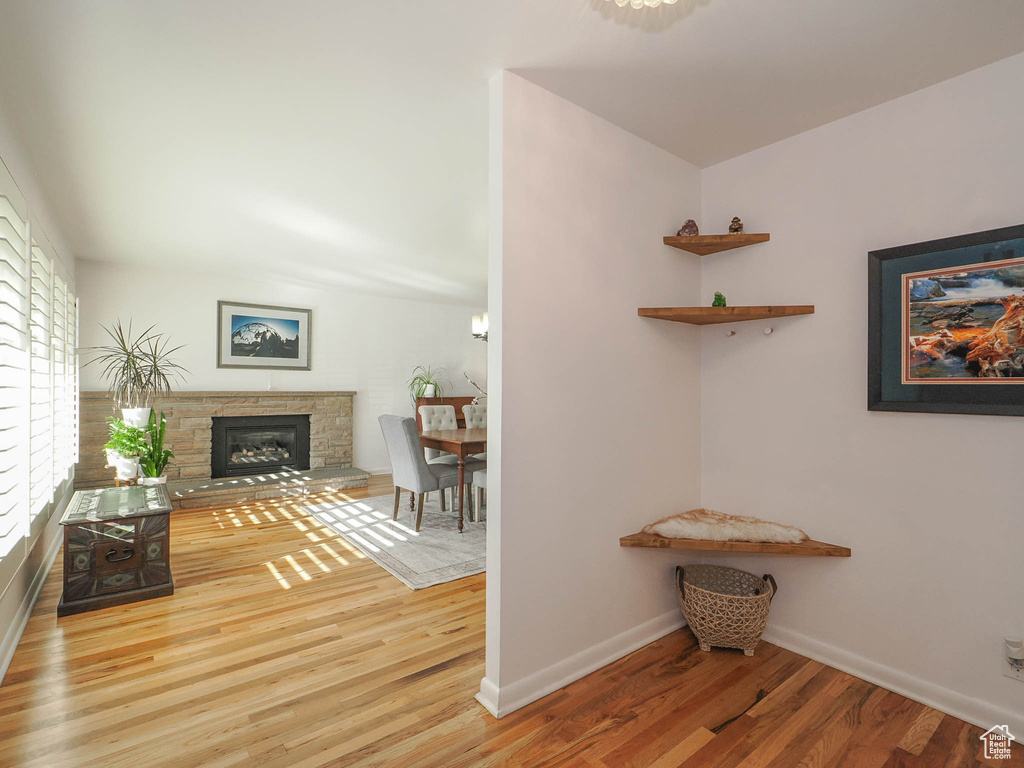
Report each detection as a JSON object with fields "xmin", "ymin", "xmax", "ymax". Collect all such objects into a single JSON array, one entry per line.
[
  {"xmin": 217, "ymin": 301, "xmax": 312, "ymax": 370},
  {"xmin": 868, "ymin": 223, "xmax": 1024, "ymax": 416}
]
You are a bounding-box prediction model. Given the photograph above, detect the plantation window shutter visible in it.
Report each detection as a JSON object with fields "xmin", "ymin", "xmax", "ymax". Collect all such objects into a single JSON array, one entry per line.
[
  {"xmin": 0, "ymin": 161, "xmax": 77, "ymax": 591},
  {"xmin": 0, "ymin": 172, "xmax": 30, "ymax": 566},
  {"xmin": 66, "ymin": 281, "xmax": 78, "ymax": 467},
  {"xmin": 53, "ymin": 272, "xmax": 77, "ymax": 480},
  {"xmin": 29, "ymin": 238, "xmax": 55, "ymax": 527}
]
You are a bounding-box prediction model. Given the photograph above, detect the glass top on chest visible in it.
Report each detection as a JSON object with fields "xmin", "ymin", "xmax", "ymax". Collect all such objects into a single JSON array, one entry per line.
[{"xmin": 60, "ymin": 486, "xmax": 173, "ymax": 525}]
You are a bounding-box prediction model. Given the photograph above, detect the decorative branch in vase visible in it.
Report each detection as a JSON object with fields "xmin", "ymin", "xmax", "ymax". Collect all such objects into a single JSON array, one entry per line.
[{"xmin": 463, "ymin": 372, "xmax": 487, "ymax": 405}]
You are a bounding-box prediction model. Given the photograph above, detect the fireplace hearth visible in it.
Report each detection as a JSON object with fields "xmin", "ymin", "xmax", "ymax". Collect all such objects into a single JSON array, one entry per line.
[
  {"xmin": 77, "ymin": 391, "xmax": 358, "ymax": 492},
  {"xmin": 211, "ymin": 415, "xmax": 310, "ymax": 478}
]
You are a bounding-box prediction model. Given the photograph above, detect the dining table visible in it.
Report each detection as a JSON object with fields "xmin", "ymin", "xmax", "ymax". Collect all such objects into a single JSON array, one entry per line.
[{"xmin": 418, "ymin": 427, "xmax": 486, "ymax": 533}]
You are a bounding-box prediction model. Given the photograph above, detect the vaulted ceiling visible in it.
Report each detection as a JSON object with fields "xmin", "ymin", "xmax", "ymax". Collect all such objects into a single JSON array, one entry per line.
[{"xmin": 1, "ymin": 0, "xmax": 1022, "ymax": 302}]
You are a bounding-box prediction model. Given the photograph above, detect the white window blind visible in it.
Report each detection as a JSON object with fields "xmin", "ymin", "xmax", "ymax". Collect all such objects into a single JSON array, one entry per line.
[
  {"xmin": 0, "ymin": 187, "xmax": 30, "ymax": 561},
  {"xmin": 0, "ymin": 165, "xmax": 77, "ymax": 572},
  {"xmin": 29, "ymin": 240, "xmax": 54, "ymax": 517}
]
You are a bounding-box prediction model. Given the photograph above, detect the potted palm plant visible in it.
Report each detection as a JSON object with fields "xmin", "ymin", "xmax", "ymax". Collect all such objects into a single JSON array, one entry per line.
[
  {"xmin": 85, "ymin": 320, "xmax": 187, "ymax": 427},
  {"xmin": 407, "ymin": 365, "xmax": 452, "ymax": 405},
  {"xmin": 139, "ymin": 411, "xmax": 175, "ymax": 485},
  {"xmin": 103, "ymin": 418, "xmax": 148, "ymax": 480}
]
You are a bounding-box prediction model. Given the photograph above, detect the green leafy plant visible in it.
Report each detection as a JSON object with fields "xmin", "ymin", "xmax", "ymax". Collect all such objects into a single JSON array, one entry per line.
[
  {"xmin": 84, "ymin": 320, "xmax": 188, "ymax": 409},
  {"xmin": 140, "ymin": 410, "xmax": 175, "ymax": 478},
  {"xmin": 407, "ymin": 365, "xmax": 452, "ymax": 404},
  {"xmin": 103, "ymin": 418, "xmax": 148, "ymax": 459}
]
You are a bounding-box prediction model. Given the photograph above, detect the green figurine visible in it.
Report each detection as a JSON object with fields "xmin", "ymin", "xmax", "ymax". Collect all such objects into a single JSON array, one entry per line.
[{"xmin": 712, "ymin": 292, "xmax": 727, "ymax": 307}]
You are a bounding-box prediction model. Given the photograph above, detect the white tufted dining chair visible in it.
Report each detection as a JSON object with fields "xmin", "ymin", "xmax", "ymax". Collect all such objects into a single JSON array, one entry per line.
[
  {"xmin": 417, "ymin": 404, "xmax": 462, "ymax": 511},
  {"xmin": 461, "ymin": 403, "xmax": 486, "ymax": 428},
  {"xmin": 417, "ymin": 405, "xmax": 458, "ymax": 464},
  {"xmin": 418, "ymin": 404, "xmax": 458, "ymax": 433},
  {"xmin": 462, "ymin": 403, "xmax": 487, "ymax": 462},
  {"xmin": 471, "ymin": 468, "xmax": 486, "ymax": 523}
]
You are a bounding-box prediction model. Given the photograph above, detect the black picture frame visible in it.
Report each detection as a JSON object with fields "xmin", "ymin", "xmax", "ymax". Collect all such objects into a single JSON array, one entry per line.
[{"xmin": 868, "ymin": 223, "xmax": 1024, "ymax": 416}]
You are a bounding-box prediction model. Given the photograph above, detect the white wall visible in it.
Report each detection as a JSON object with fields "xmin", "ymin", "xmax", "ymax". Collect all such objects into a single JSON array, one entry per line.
[
  {"xmin": 700, "ymin": 52, "xmax": 1024, "ymax": 730},
  {"xmin": 480, "ymin": 72, "xmax": 704, "ymax": 716},
  {"xmin": 0, "ymin": 98, "xmax": 73, "ymax": 278},
  {"xmin": 77, "ymin": 261, "xmax": 487, "ymax": 473}
]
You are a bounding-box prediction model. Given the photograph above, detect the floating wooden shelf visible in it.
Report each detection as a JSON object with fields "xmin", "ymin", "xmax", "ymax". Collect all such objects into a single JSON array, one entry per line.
[
  {"xmin": 663, "ymin": 233, "xmax": 770, "ymax": 256},
  {"xmin": 620, "ymin": 532, "xmax": 851, "ymax": 557},
  {"xmin": 638, "ymin": 305, "xmax": 815, "ymax": 325}
]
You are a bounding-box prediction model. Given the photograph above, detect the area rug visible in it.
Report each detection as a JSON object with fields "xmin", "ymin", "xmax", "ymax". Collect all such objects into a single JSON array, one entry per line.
[{"xmin": 302, "ymin": 494, "xmax": 485, "ymax": 590}]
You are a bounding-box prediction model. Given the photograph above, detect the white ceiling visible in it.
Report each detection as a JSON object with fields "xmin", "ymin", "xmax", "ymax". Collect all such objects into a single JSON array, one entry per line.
[{"xmin": 0, "ymin": 0, "xmax": 1022, "ymax": 303}]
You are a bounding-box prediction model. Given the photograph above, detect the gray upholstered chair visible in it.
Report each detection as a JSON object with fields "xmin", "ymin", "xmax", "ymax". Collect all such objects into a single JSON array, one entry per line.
[
  {"xmin": 379, "ymin": 415, "xmax": 461, "ymax": 532},
  {"xmin": 462, "ymin": 403, "xmax": 487, "ymax": 428},
  {"xmin": 471, "ymin": 468, "xmax": 486, "ymax": 523}
]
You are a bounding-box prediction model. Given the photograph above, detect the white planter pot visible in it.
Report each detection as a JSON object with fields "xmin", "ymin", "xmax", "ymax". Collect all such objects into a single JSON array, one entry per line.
[
  {"xmin": 113, "ymin": 456, "xmax": 140, "ymax": 480},
  {"xmin": 139, "ymin": 475, "xmax": 167, "ymax": 486},
  {"xmin": 422, "ymin": 384, "xmax": 436, "ymax": 398},
  {"xmin": 122, "ymin": 407, "xmax": 152, "ymax": 428},
  {"xmin": 104, "ymin": 448, "xmax": 120, "ymax": 468}
]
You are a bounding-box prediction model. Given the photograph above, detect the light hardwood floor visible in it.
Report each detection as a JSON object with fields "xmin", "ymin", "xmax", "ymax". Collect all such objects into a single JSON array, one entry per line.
[{"xmin": 0, "ymin": 475, "xmax": 1015, "ymax": 767}]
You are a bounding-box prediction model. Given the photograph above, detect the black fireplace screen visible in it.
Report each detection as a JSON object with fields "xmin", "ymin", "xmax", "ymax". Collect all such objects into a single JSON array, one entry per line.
[{"xmin": 211, "ymin": 415, "xmax": 310, "ymax": 478}]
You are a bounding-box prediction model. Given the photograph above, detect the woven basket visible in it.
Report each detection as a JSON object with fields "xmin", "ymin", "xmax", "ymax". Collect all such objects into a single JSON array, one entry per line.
[{"xmin": 676, "ymin": 565, "xmax": 777, "ymax": 657}]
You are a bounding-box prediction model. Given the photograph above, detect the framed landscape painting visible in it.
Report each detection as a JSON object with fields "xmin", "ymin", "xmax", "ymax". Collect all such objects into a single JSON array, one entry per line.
[
  {"xmin": 217, "ymin": 301, "xmax": 312, "ymax": 370},
  {"xmin": 868, "ymin": 223, "xmax": 1024, "ymax": 416}
]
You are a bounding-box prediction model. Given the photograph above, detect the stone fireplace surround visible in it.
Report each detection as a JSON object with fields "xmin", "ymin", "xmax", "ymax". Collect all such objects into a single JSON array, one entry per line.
[{"xmin": 77, "ymin": 391, "xmax": 369, "ymax": 508}]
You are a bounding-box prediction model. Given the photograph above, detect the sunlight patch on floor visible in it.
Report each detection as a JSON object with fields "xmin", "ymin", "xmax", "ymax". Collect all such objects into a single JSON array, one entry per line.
[
  {"xmin": 344, "ymin": 531, "xmax": 379, "ymax": 554},
  {"xmin": 208, "ymin": 493, "xmax": 384, "ymax": 588},
  {"xmin": 333, "ymin": 536, "xmax": 364, "ymax": 558},
  {"xmin": 374, "ymin": 523, "xmax": 407, "ymax": 542},
  {"xmin": 302, "ymin": 549, "xmax": 330, "ymax": 572},
  {"xmin": 265, "ymin": 562, "xmax": 291, "ymax": 589},
  {"xmin": 319, "ymin": 542, "xmax": 349, "ymax": 565},
  {"xmin": 283, "ymin": 554, "xmax": 312, "ymax": 581},
  {"xmin": 360, "ymin": 528, "xmax": 395, "ymax": 548}
]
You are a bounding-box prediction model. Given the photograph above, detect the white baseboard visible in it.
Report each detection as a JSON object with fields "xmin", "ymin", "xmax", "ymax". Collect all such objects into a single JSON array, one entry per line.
[
  {"xmin": 475, "ymin": 676, "xmax": 500, "ymax": 717},
  {"xmin": 475, "ymin": 614, "xmax": 1023, "ymax": 730},
  {"xmin": 0, "ymin": 527, "xmax": 62, "ymax": 686},
  {"xmin": 476, "ymin": 609, "xmax": 686, "ymax": 718},
  {"xmin": 762, "ymin": 624, "xmax": 1024, "ymax": 732}
]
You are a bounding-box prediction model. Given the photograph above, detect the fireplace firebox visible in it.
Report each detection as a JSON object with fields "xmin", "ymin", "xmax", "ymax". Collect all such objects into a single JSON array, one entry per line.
[{"xmin": 211, "ymin": 415, "xmax": 311, "ymax": 478}]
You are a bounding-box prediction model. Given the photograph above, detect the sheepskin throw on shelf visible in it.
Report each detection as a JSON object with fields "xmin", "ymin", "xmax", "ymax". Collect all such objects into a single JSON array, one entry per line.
[{"xmin": 643, "ymin": 508, "xmax": 808, "ymax": 544}]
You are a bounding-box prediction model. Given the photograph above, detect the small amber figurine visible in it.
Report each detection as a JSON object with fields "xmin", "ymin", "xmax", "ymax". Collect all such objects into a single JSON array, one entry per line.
[{"xmin": 728, "ymin": 217, "xmax": 743, "ymax": 234}]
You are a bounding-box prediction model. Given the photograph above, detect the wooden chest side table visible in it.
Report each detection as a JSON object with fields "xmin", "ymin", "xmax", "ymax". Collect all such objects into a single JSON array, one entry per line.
[{"xmin": 58, "ymin": 485, "xmax": 174, "ymax": 617}]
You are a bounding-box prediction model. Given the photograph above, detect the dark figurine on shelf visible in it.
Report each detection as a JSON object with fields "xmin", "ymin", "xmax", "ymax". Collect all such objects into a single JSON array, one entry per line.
[
  {"xmin": 728, "ymin": 217, "xmax": 743, "ymax": 234},
  {"xmin": 676, "ymin": 219, "xmax": 699, "ymax": 237},
  {"xmin": 712, "ymin": 292, "xmax": 727, "ymax": 307}
]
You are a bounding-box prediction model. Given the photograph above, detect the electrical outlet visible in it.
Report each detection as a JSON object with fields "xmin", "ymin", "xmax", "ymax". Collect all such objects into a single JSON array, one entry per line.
[{"xmin": 1004, "ymin": 638, "xmax": 1024, "ymax": 682}]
